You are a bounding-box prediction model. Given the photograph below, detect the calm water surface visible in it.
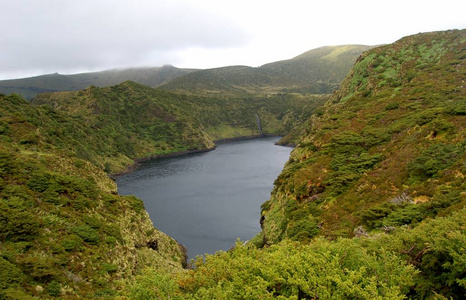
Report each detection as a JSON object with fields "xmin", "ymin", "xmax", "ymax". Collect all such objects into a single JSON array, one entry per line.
[{"xmin": 116, "ymin": 137, "xmax": 292, "ymax": 259}]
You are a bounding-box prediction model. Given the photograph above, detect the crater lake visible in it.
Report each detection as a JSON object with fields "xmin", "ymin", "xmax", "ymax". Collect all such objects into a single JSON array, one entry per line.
[{"xmin": 115, "ymin": 137, "xmax": 292, "ymax": 260}]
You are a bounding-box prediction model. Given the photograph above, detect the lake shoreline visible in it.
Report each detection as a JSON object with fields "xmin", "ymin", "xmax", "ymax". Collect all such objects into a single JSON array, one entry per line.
[
  {"xmin": 116, "ymin": 137, "xmax": 293, "ymax": 259},
  {"xmin": 110, "ymin": 135, "xmax": 287, "ymax": 179},
  {"xmin": 109, "ymin": 147, "xmax": 215, "ymax": 179}
]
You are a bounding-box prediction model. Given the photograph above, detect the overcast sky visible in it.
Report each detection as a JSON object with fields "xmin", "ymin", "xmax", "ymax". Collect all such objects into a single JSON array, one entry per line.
[{"xmin": 1, "ymin": 0, "xmax": 465, "ymax": 80}]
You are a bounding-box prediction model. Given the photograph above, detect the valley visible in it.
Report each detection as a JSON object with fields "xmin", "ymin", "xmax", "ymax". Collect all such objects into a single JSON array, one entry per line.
[{"xmin": 0, "ymin": 29, "xmax": 464, "ymax": 299}]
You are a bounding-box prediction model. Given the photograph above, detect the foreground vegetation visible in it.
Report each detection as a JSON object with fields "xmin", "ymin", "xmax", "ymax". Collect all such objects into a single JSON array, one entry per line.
[{"xmin": 129, "ymin": 208, "xmax": 465, "ymax": 299}]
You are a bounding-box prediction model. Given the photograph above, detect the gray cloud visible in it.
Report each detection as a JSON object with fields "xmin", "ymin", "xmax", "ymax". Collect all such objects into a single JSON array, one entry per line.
[
  {"xmin": 1, "ymin": 0, "xmax": 250, "ymax": 78},
  {"xmin": 2, "ymin": 0, "xmax": 464, "ymax": 80}
]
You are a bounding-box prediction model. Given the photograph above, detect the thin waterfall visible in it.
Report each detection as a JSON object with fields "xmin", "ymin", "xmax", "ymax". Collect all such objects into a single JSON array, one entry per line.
[{"xmin": 255, "ymin": 113, "xmax": 263, "ymax": 136}]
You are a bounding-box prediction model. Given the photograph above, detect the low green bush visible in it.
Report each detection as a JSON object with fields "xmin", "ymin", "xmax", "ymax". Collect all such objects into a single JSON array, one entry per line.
[
  {"xmin": 408, "ymin": 143, "xmax": 461, "ymax": 180},
  {"xmin": 72, "ymin": 225, "xmax": 100, "ymax": 245}
]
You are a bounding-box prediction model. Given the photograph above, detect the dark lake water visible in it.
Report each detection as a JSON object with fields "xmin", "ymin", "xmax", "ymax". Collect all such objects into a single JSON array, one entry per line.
[{"xmin": 115, "ymin": 137, "xmax": 292, "ymax": 260}]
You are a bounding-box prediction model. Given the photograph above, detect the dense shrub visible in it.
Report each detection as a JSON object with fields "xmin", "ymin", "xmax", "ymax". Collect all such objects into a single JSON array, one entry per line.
[
  {"xmin": 286, "ymin": 218, "xmax": 319, "ymax": 241},
  {"xmin": 0, "ymin": 258, "xmax": 23, "ymax": 290},
  {"xmin": 72, "ymin": 225, "xmax": 100, "ymax": 245},
  {"xmin": 61, "ymin": 234, "xmax": 84, "ymax": 252},
  {"xmin": 129, "ymin": 269, "xmax": 179, "ymax": 300},
  {"xmin": 172, "ymin": 209, "xmax": 466, "ymax": 299},
  {"xmin": 0, "ymin": 207, "xmax": 40, "ymax": 242},
  {"xmin": 179, "ymin": 238, "xmax": 416, "ymax": 299},
  {"xmin": 408, "ymin": 143, "xmax": 462, "ymax": 180}
]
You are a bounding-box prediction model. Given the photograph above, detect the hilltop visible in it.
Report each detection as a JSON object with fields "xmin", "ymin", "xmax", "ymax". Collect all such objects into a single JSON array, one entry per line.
[
  {"xmin": 159, "ymin": 45, "xmax": 373, "ymax": 95},
  {"xmin": 0, "ymin": 65, "xmax": 196, "ymax": 100}
]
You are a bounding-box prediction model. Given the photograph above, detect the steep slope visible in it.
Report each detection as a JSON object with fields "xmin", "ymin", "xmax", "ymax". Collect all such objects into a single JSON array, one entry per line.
[
  {"xmin": 0, "ymin": 94, "xmax": 186, "ymax": 299},
  {"xmin": 260, "ymin": 29, "xmax": 465, "ymax": 244},
  {"xmin": 159, "ymin": 45, "xmax": 373, "ymax": 95},
  {"xmin": 0, "ymin": 65, "xmax": 196, "ymax": 100}
]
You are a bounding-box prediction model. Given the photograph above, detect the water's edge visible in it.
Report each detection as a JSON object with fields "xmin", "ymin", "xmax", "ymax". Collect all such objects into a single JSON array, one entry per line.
[
  {"xmin": 110, "ymin": 135, "xmax": 287, "ymax": 179},
  {"xmin": 115, "ymin": 137, "xmax": 292, "ymax": 259},
  {"xmin": 110, "ymin": 147, "xmax": 215, "ymax": 179}
]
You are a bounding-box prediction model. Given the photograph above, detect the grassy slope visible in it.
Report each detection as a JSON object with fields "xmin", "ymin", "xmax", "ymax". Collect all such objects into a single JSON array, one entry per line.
[
  {"xmin": 0, "ymin": 94, "xmax": 185, "ymax": 299},
  {"xmin": 260, "ymin": 29, "xmax": 465, "ymax": 243},
  {"xmin": 159, "ymin": 45, "xmax": 373, "ymax": 95},
  {"xmin": 180, "ymin": 93, "xmax": 328, "ymax": 141},
  {"xmin": 0, "ymin": 65, "xmax": 196, "ymax": 100}
]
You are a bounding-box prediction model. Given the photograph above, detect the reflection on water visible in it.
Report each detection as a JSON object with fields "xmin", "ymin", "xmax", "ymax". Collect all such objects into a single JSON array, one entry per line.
[{"xmin": 116, "ymin": 137, "xmax": 292, "ymax": 259}]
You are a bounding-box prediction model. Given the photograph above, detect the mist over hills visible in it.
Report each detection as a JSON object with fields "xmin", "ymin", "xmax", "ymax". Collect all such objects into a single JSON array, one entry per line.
[
  {"xmin": 0, "ymin": 45, "xmax": 372, "ymax": 99},
  {"xmin": 0, "ymin": 65, "xmax": 197, "ymax": 100}
]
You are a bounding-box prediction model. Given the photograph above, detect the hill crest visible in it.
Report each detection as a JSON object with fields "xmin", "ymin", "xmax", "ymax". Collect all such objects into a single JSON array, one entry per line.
[
  {"xmin": 160, "ymin": 44, "xmax": 374, "ymax": 95},
  {"xmin": 0, "ymin": 45, "xmax": 373, "ymax": 99}
]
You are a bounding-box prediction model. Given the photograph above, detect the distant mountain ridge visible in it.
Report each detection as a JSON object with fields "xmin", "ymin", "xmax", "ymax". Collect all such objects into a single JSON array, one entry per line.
[
  {"xmin": 0, "ymin": 65, "xmax": 197, "ymax": 99},
  {"xmin": 159, "ymin": 45, "xmax": 374, "ymax": 95},
  {"xmin": 0, "ymin": 45, "xmax": 372, "ymax": 99}
]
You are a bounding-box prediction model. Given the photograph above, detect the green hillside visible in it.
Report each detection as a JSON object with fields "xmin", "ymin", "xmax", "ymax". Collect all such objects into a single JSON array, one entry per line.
[
  {"xmin": 173, "ymin": 29, "xmax": 466, "ymax": 299},
  {"xmin": 0, "ymin": 93, "xmax": 186, "ymax": 299},
  {"xmin": 261, "ymin": 29, "xmax": 465, "ymax": 243},
  {"xmin": 30, "ymin": 81, "xmax": 325, "ymax": 174},
  {"xmin": 30, "ymin": 82, "xmax": 217, "ymax": 174},
  {"xmin": 159, "ymin": 45, "xmax": 373, "ymax": 95},
  {"xmin": 0, "ymin": 65, "xmax": 196, "ymax": 100},
  {"xmin": 0, "ymin": 81, "xmax": 323, "ymax": 299}
]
